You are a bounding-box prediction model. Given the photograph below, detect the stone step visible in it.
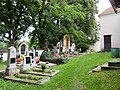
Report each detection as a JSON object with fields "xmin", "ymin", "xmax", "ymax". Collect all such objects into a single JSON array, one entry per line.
[
  {"xmin": 101, "ymin": 63, "xmax": 120, "ymax": 70},
  {"xmin": 108, "ymin": 60, "xmax": 120, "ymax": 67}
]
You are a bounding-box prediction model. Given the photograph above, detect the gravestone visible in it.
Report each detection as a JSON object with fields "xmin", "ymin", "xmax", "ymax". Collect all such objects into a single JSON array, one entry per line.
[
  {"xmin": 56, "ymin": 41, "xmax": 63, "ymax": 54},
  {"xmin": 0, "ymin": 53, "xmax": 3, "ymax": 61},
  {"xmin": 18, "ymin": 42, "xmax": 28, "ymax": 57},
  {"xmin": 35, "ymin": 51, "xmax": 38, "ymax": 57},
  {"xmin": 31, "ymin": 47, "xmax": 35, "ymax": 62},
  {"xmin": 6, "ymin": 46, "xmax": 17, "ymax": 76},
  {"xmin": 71, "ymin": 43, "xmax": 76, "ymax": 52},
  {"xmin": 56, "ymin": 42, "xmax": 60, "ymax": 53},
  {"xmin": 63, "ymin": 35, "xmax": 70, "ymax": 53},
  {"xmin": 29, "ymin": 52, "xmax": 34, "ymax": 60},
  {"xmin": 20, "ymin": 56, "xmax": 32, "ymax": 71}
]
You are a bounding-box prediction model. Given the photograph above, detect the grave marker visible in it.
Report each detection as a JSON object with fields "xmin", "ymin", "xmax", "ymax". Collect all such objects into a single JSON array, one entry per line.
[
  {"xmin": 6, "ymin": 46, "xmax": 17, "ymax": 76},
  {"xmin": 18, "ymin": 42, "xmax": 28, "ymax": 57},
  {"xmin": 20, "ymin": 56, "xmax": 32, "ymax": 71},
  {"xmin": 63, "ymin": 35, "xmax": 70, "ymax": 53}
]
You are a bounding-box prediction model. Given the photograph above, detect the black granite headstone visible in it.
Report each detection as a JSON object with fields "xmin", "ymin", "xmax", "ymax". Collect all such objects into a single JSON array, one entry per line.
[
  {"xmin": 10, "ymin": 58, "xmax": 15, "ymax": 64},
  {"xmin": 26, "ymin": 57, "xmax": 31, "ymax": 64},
  {"xmin": 29, "ymin": 53, "xmax": 33, "ymax": 59}
]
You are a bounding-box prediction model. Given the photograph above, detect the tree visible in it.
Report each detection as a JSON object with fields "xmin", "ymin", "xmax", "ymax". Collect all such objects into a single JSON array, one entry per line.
[
  {"xmin": 28, "ymin": 0, "xmax": 60, "ymax": 49},
  {"xmin": 0, "ymin": 0, "xmax": 31, "ymax": 46},
  {"xmin": 0, "ymin": 0, "xmax": 99, "ymax": 52},
  {"xmin": 29, "ymin": 0, "xmax": 99, "ymax": 52}
]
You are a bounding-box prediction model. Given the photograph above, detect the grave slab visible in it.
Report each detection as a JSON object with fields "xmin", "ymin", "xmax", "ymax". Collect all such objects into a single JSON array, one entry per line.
[
  {"xmin": 24, "ymin": 70, "xmax": 60, "ymax": 77},
  {"xmin": 4, "ymin": 76, "xmax": 50, "ymax": 85}
]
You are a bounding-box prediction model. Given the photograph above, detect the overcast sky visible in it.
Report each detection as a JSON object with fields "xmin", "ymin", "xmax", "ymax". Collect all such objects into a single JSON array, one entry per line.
[
  {"xmin": 95, "ymin": 0, "xmax": 111, "ymax": 20},
  {"xmin": 97, "ymin": 0, "xmax": 111, "ymax": 14}
]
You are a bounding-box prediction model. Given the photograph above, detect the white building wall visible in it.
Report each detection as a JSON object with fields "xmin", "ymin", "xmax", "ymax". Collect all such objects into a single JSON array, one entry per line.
[
  {"xmin": 90, "ymin": 40, "xmax": 101, "ymax": 52},
  {"xmin": 100, "ymin": 13, "xmax": 120, "ymax": 50},
  {"xmin": 3, "ymin": 53, "xmax": 8, "ymax": 61},
  {"xmin": 90, "ymin": 27, "xmax": 101, "ymax": 52}
]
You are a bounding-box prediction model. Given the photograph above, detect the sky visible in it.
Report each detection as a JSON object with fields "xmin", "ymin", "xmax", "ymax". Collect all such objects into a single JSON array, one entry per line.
[
  {"xmin": 22, "ymin": 0, "xmax": 112, "ymax": 41},
  {"xmin": 95, "ymin": 0, "xmax": 111, "ymax": 20},
  {"xmin": 97, "ymin": 0, "xmax": 111, "ymax": 14}
]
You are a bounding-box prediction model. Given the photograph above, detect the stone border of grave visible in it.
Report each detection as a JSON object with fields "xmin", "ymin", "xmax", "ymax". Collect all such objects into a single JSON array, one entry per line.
[
  {"xmin": 89, "ymin": 60, "xmax": 120, "ymax": 73},
  {"xmin": 24, "ymin": 70, "xmax": 60, "ymax": 77},
  {"xmin": 0, "ymin": 70, "xmax": 5, "ymax": 77},
  {"xmin": 4, "ymin": 76, "xmax": 50, "ymax": 85}
]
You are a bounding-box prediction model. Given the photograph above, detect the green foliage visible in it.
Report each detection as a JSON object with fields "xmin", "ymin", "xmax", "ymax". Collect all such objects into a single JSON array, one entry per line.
[
  {"xmin": 0, "ymin": 0, "xmax": 34, "ymax": 46},
  {"xmin": 49, "ymin": 57, "xmax": 69, "ymax": 65},
  {"xmin": 21, "ymin": 69, "xmax": 32, "ymax": 73},
  {"xmin": 29, "ymin": 0, "xmax": 99, "ymax": 51},
  {"xmin": 33, "ymin": 68, "xmax": 52, "ymax": 73},
  {"xmin": 40, "ymin": 51, "xmax": 69, "ymax": 64},
  {"xmin": 14, "ymin": 74, "xmax": 42, "ymax": 81},
  {"xmin": 0, "ymin": 0, "xmax": 99, "ymax": 50},
  {"xmin": 79, "ymin": 43, "xmax": 89, "ymax": 52},
  {"xmin": 33, "ymin": 68, "xmax": 41, "ymax": 72},
  {"xmin": 0, "ymin": 61, "xmax": 6, "ymax": 69},
  {"xmin": 0, "ymin": 42, "xmax": 8, "ymax": 50},
  {"xmin": 41, "ymin": 63, "xmax": 46, "ymax": 72},
  {"xmin": 40, "ymin": 51, "xmax": 53, "ymax": 61}
]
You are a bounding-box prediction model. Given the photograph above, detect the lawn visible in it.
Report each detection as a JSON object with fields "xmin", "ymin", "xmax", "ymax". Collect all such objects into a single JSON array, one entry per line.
[
  {"xmin": 0, "ymin": 61, "xmax": 6, "ymax": 70},
  {"xmin": 0, "ymin": 53, "xmax": 120, "ymax": 90}
]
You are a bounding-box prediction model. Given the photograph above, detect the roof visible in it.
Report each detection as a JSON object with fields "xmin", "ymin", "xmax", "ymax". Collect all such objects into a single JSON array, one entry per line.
[
  {"xmin": 109, "ymin": 0, "xmax": 120, "ymax": 8},
  {"xmin": 109, "ymin": 0, "xmax": 120, "ymax": 13},
  {"xmin": 99, "ymin": 7, "xmax": 120, "ymax": 17}
]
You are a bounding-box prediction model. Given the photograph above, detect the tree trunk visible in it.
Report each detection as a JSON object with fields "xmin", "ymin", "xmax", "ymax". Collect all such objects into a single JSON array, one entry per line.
[{"xmin": 44, "ymin": 39, "xmax": 48, "ymax": 51}]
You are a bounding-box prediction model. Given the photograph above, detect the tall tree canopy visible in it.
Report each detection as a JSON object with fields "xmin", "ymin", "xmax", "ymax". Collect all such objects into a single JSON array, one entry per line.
[
  {"xmin": 0, "ymin": 0, "xmax": 99, "ymax": 52},
  {"xmin": 29, "ymin": 0, "xmax": 99, "ymax": 51},
  {"xmin": 0, "ymin": 0, "xmax": 33, "ymax": 46}
]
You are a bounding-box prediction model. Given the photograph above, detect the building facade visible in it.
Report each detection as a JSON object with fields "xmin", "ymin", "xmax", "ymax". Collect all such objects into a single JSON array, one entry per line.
[{"xmin": 99, "ymin": 7, "xmax": 120, "ymax": 51}]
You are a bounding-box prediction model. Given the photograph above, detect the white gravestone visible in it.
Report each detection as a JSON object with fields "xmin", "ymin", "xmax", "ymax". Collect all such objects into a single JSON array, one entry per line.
[
  {"xmin": 57, "ymin": 42, "xmax": 60, "ymax": 53},
  {"xmin": 18, "ymin": 42, "xmax": 28, "ymax": 57},
  {"xmin": 20, "ymin": 56, "xmax": 32, "ymax": 71},
  {"xmin": 56, "ymin": 41, "xmax": 63, "ymax": 54},
  {"xmin": 6, "ymin": 46, "xmax": 17, "ymax": 76},
  {"xmin": 71, "ymin": 43, "xmax": 76, "ymax": 52}
]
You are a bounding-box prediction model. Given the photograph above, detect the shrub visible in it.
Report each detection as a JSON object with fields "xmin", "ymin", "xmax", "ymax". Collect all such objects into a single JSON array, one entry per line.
[
  {"xmin": 40, "ymin": 51, "xmax": 69, "ymax": 64},
  {"xmin": 40, "ymin": 51, "xmax": 53, "ymax": 62},
  {"xmin": 41, "ymin": 63, "xmax": 46, "ymax": 73},
  {"xmin": 48, "ymin": 57, "xmax": 69, "ymax": 65},
  {"xmin": 80, "ymin": 43, "xmax": 89, "ymax": 52},
  {"xmin": 33, "ymin": 68, "xmax": 41, "ymax": 72}
]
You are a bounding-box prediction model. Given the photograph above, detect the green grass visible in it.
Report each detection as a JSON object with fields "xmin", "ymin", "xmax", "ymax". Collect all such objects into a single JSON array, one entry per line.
[
  {"xmin": 0, "ymin": 61, "xmax": 6, "ymax": 70},
  {"xmin": 0, "ymin": 53, "xmax": 120, "ymax": 90}
]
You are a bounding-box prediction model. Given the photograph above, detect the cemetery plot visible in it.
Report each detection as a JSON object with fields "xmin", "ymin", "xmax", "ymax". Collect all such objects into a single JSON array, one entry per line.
[
  {"xmin": 23, "ymin": 68, "xmax": 60, "ymax": 77},
  {"xmin": 2, "ymin": 43, "xmax": 61, "ymax": 85},
  {"xmin": 4, "ymin": 73, "xmax": 50, "ymax": 85}
]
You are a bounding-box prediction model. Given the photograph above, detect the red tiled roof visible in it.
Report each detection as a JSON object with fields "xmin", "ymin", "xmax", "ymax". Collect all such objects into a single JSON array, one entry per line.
[{"xmin": 99, "ymin": 7, "xmax": 120, "ymax": 17}]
